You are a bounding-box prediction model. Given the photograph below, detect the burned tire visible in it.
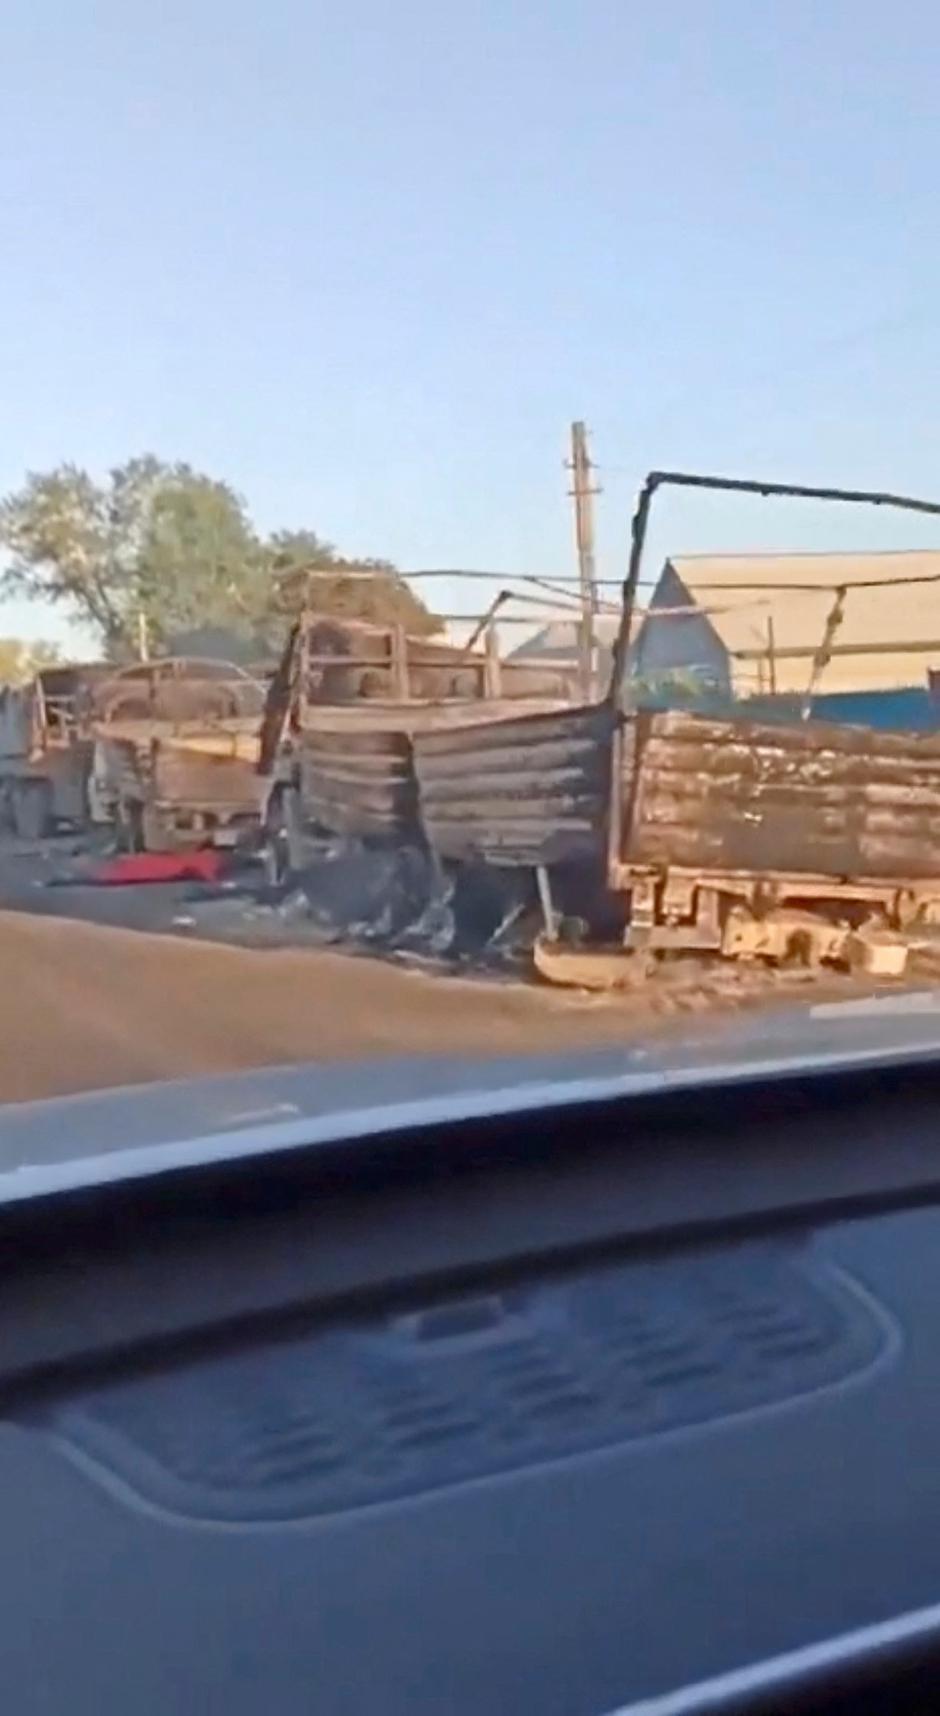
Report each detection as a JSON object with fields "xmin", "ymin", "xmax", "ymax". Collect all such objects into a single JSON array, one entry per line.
[{"xmin": 11, "ymin": 779, "xmax": 53, "ymax": 841}]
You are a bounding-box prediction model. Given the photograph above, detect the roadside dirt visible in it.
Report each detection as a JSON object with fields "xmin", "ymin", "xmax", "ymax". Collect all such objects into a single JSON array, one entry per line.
[{"xmin": 0, "ymin": 907, "xmax": 889, "ymax": 1105}]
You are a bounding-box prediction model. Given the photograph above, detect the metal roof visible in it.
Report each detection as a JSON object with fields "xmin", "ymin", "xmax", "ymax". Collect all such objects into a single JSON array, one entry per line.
[{"xmin": 663, "ymin": 551, "xmax": 940, "ymax": 694}]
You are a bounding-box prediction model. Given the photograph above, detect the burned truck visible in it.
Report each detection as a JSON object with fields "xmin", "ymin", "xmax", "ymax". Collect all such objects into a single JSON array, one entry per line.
[
  {"xmin": 92, "ymin": 657, "xmax": 266, "ymax": 851},
  {"xmin": 0, "ymin": 663, "xmax": 107, "ymax": 838},
  {"xmin": 408, "ymin": 472, "xmax": 940, "ymax": 980},
  {"xmin": 527, "ymin": 702, "xmax": 940, "ymax": 984},
  {"xmin": 256, "ymin": 476, "xmax": 940, "ymax": 977},
  {"xmin": 540, "ymin": 471, "xmax": 940, "ymax": 981},
  {"xmin": 258, "ymin": 612, "xmax": 580, "ymax": 878}
]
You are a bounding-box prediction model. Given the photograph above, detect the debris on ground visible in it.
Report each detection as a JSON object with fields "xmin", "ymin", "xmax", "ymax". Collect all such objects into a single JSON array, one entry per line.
[{"xmin": 277, "ymin": 841, "xmax": 437, "ymax": 946}]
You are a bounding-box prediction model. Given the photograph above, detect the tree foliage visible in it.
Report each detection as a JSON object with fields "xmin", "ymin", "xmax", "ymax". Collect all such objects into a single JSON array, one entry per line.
[
  {"xmin": 135, "ymin": 464, "xmax": 264, "ymax": 640},
  {"xmin": 0, "ymin": 459, "xmax": 438, "ymax": 658},
  {"xmin": 0, "ymin": 637, "xmax": 62, "ymax": 687}
]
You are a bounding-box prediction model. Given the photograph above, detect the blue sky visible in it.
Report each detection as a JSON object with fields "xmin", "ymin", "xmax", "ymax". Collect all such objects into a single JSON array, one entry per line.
[{"xmin": 3, "ymin": 0, "xmax": 940, "ymax": 648}]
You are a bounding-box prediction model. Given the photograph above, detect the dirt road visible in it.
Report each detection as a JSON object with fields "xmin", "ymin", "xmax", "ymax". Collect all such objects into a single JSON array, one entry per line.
[
  {"xmin": 0, "ymin": 898, "xmax": 893, "ymax": 1107},
  {"xmin": 0, "ymin": 909, "xmax": 650, "ymax": 1104}
]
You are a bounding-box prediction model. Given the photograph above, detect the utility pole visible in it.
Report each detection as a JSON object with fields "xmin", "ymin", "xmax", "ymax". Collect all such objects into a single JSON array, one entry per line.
[{"xmin": 567, "ymin": 421, "xmax": 601, "ymax": 699}]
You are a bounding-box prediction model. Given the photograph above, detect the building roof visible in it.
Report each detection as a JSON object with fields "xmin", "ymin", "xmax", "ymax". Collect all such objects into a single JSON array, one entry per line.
[
  {"xmin": 508, "ymin": 616, "xmax": 620, "ymax": 664},
  {"xmin": 663, "ymin": 551, "xmax": 940, "ymax": 694}
]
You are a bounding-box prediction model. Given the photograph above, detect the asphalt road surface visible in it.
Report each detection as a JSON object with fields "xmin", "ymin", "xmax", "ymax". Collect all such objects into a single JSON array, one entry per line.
[
  {"xmin": 0, "ymin": 835, "xmax": 918, "ymax": 1108},
  {"xmin": 0, "ymin": 895, "xmax": 904, "ymax": 1105},
  {"xmin": 0, "ymin": 907, "xmax": 664, "ymax": 1103}
]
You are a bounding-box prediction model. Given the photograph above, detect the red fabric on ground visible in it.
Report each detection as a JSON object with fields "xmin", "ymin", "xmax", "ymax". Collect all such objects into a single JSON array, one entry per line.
[{"xmin": 90, "ymin": 849, "xmax": 226, "ymax": 886}]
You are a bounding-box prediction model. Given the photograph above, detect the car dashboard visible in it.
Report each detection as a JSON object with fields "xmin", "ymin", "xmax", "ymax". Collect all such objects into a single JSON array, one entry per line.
[{"xmin": 2, "ymin": 1046, "xmax": 940, "ymax": 1713}]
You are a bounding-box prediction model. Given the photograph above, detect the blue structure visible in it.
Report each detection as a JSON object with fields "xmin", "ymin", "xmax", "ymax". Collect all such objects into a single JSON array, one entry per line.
[
  {"xmin": 807, "ymin": 687, "xmax": 938, "ymax": 732},
  {"xmin": 630, "ymin": 678, "xmax": 940, "ymax": 733}
]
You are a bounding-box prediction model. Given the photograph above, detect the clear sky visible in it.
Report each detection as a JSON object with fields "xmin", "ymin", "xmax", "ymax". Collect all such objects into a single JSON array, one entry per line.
[{"xmin": 4, "ymin": 0, "xmax": 940, "ymax": 648}]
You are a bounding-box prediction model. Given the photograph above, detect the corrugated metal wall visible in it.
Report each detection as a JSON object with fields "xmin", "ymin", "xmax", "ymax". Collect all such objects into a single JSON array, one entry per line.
[
  {"xmin": 413, "ymin": 704, "xmax": 614, "ymax": 866},
  {"xmin": 299, "ymin": 727, "xmax": 419, "ymax": 841},
  {"xmin": 621, "ymin": 709, "xmax": 940, "ymax": 880}
]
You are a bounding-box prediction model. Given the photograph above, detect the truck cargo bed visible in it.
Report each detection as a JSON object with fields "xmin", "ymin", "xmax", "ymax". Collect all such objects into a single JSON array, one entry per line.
[{"xmin": 616, "ymin": 709, "xmax": 940, "ymax": 884}]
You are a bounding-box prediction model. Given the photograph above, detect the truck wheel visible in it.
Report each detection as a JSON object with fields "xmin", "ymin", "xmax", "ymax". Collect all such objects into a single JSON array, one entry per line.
[{"xmin": 12, "ymin": 779, "xmax": 53, "ymax": 841}]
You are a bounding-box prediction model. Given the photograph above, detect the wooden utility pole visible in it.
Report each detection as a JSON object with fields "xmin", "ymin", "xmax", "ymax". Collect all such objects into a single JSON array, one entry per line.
[{"xmin": 568, "ymin": 421, "xmax": 600, "ymax": 699}]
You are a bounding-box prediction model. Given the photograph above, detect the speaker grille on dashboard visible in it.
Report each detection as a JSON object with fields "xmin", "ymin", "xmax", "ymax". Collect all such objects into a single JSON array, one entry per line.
[{"xmin": 37, "ymin": 1239, "xmax": 888, "ymax": 1522}]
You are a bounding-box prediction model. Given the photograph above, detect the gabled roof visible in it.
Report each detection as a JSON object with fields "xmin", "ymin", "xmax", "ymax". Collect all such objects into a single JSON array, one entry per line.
[
  {"xmin": 664, "ymin": 551, "xmax": 940, "ymax": 693},
  {"xmin": 508, "ymin": 617, "xmax": 620, "ymax": 663}
]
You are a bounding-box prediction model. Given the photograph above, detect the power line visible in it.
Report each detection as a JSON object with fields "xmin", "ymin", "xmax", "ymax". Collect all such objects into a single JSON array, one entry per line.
[
  {"xmin": 404, "ymin": 565, "xmax": 940, "ymax": 593},
  {"xmin": 522, "ymin": 572, "xmax": 620, "ymax": 614},
  {"xmin": 403, "ymin": 566, "xmax": 629, "ymax": 586},
  {"xmin": 403, "ymin": 567, "xmax": 582, "ymax": 583}
]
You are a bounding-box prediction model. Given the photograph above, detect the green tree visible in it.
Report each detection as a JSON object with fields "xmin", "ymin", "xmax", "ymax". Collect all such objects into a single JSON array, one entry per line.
[
  {"xmin": 0, "ymin": 459, "xmax": 264, "ymax": 658},
  {"xmin": 136, "ymin": 466, "xmax": 264, "ymax": 638},
  {"xmin": 0, "ymin": 460, "xmax": 439, "ymax": 659},
  {"xmin": 0, "ymin": 637, "xmax": 62, "ymax": 686},
  {"xmin": 266, "ymin": 529, "xmax": 440, "ymax": 637}
]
